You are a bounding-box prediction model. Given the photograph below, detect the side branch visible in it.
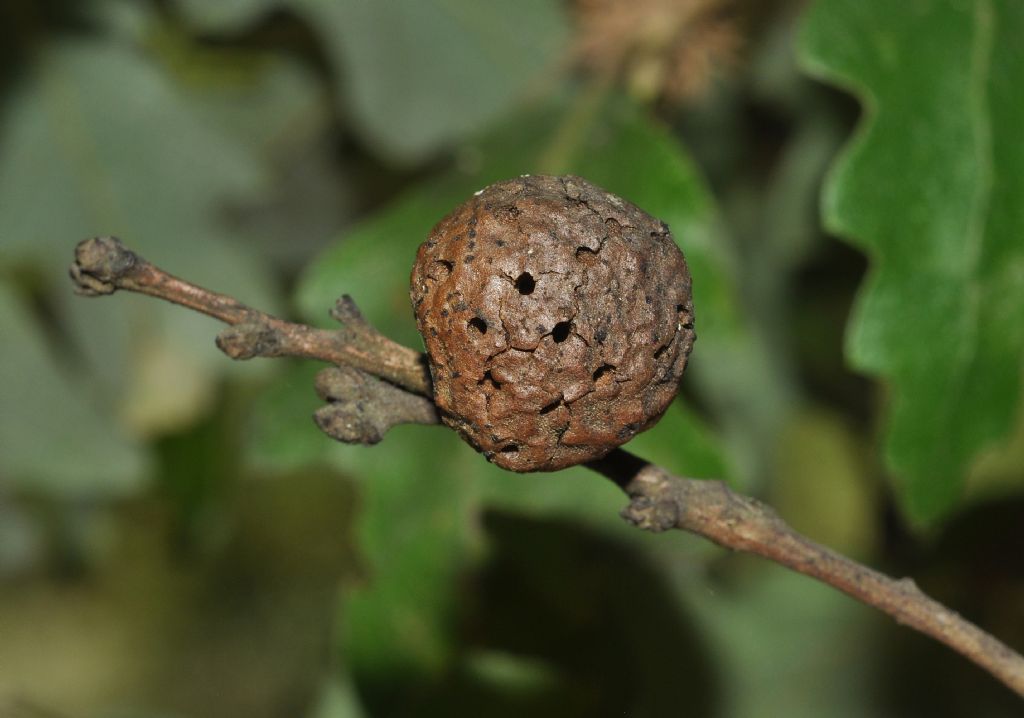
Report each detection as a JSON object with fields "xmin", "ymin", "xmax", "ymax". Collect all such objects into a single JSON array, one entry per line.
[
  {"xmin": 589, "ymin": 449, "xmax": 1024, "ymax": 697},
  {"xmin": 68, "ymin": 238, "xmax": 1024, "ymax": 699},
  {"xmin": 70, "ymin": 236, "xmax": 431, "ymax": 394},
  {"xmin": 314, "ymin": 365, "xmax": 438, "ymax": 443}
]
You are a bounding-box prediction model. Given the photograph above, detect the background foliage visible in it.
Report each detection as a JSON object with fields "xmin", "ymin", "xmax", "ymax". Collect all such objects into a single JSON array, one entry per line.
[{"xmin": 1, "ymin": 0, "xmax": 1022, "ymax": 716}]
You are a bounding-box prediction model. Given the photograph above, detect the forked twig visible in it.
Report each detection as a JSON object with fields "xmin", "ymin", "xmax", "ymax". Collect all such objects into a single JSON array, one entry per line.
[{"xmin": 69, "ymin": 237, "xmax": 1024, "ymax": 698}]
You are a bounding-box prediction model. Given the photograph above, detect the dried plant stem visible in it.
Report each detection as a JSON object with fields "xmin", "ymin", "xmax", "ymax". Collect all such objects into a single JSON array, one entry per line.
[
  {"xmin": 69, "ymin": 237, "xmax": 1024, "ymax": 699},
  {"xmin": 70, "ymin": 236, "xmax": 430, "ymax": 394},
  {"xmin": 589, "ymin": 449, "xmax": 1024, "ymax": 696}
]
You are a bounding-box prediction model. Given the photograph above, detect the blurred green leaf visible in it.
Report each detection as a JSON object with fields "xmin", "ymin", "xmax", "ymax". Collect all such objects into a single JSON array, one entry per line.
[
  {"xmin": 687, "ymin": 569, "xmax": 879, "ymax": 718},
  {"xmin": 248, "ymin": 372, "xmax": 484, "ymax": 681},
  {"xmin": 245, "ymin": 362, "xmax": 334, "ymax": 472},
  {"xmin": 966, "ymin": 388, "xmax": 1024, "ymax": 499},
  {"xmin": 291, "ymin": 93, "xmax": 756, "ymax": 681},
  {"xmin": 164, "ymin": 42, "xmax": 328, "ymax": 156},
  {"xmin": 309, "ymin": 672, "xmax": 367, "ymax": 718},
  {"xmin": 174, "ymin": 0, "xmax": 278, "ymax": 32},
  {"xmin": 461, "ymin": 650, "xmax": 558, "ymax": 695},
  {"xmin": 291, "ymin": 0, "xmax": 568, "ymax": 163},
  {"xmin": 153, "ymin": 32, "xmax": 346, "ymax": 272},
  {"xmin": 0, "ymin": 39, "xmax": 280, "ymax": 442},
  {"xmin": 771, "ymin": 408, "xmax": 878, "ymax": 559},
  {"xmin": 140, "ymin": 0, "xmax": 569, "ymax": 163},
  {"xmin": 0, "ymin": 285, "xmax": 147, "ymax": 496},
  {"xmin": 326, "ymin": 427, "xmax": 481, "ymax": 681},
  {"xmin": 174, "ymin": 0, "xmax": 566, "ymax": 162},
  {"xmin": 800, "ymin": 0, "xmax": 1024, "ymax": 526}
]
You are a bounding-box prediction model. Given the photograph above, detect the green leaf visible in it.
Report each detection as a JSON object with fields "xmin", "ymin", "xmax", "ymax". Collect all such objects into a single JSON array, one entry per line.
[
  {"xmin": 771, "ymin": 409, "xmax": 878, "ymax": 558},
  {"xmin": 173, "ymin": 0, "xmax": 567, "ymax": 161},
  {"xmin": 173, "ymin": 0, "xmax": 278, "ymax": 32},
  {"xmin": 291, "ymin": 0, "xmax": 568, "ymax": 163},
  {"xmin": 686, "ymin": 569, "xmax": 880, "ymax": 718},
  {"xmin": 328, "ymin": 427, "xmax": 481, "ymax": 680},
  {"xmin": 0, "ymin": 284, "xmax": 148, "ymax": 496},
  {"xmin": 291, "ymin": 94, "xmax": 752, "ymax": 680},
  {"xmin": 800, "ymin": 0, "xmax": 1024, "ymax": 525},
  {"xmin": 245, "ymin": 362, "xmax": 335, "ymax": 472},
  {"xmin": 0, "ymin": 39, "xmax": 280, "ymax": 440},
  {"xmin": 309, "ymin": 672, "xmax": 367, "ymax": 718}
]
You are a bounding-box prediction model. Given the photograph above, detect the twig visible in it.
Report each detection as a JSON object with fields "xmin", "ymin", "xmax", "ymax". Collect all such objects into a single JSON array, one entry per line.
[
  {"xmin": 589, "ymin": 449, "xmax": 1024, "ymax": 696},
  {"xmin": 314, "ymin": 365, "xmax": 438, "ymax": 444},
  {"xmin": 69, "ymin": 237, "xmax": 1024, "ymax": 699},
  {"xmin": 70, "ymin": 236, "xmax": 430, "ymax": 394}
]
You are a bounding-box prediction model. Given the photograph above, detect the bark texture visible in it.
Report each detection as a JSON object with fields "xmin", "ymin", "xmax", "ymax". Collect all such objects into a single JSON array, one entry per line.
[{"xmin": 411, "ymin": 175, "xmax": 695, "ymax": 471}]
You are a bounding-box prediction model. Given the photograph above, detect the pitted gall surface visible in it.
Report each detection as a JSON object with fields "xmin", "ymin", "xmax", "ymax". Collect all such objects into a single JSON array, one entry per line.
[{"xmin": 411, "ymin": 175, "xmax": 695, "ymax": 472}]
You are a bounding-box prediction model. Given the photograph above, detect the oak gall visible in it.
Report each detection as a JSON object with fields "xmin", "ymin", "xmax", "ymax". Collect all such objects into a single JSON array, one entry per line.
[{"xmin": 411, "ymin": 175, "xmax": 695, "ymax": 471}]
